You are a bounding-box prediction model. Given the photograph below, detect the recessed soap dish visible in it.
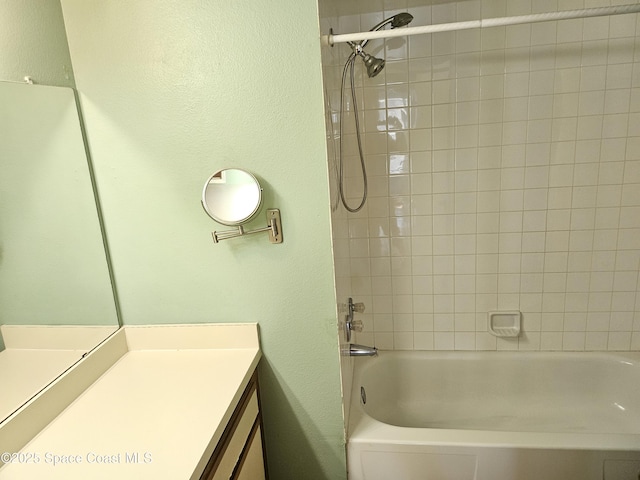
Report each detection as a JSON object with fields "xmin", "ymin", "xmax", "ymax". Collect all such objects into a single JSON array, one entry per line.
[{"xmin": 488, "ymin": 311, "xmax": 521, "ymax": 337}]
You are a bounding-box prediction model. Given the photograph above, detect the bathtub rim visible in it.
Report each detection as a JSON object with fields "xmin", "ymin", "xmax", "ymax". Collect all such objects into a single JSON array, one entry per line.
[{"xmin": 348, "ymin": 350, "xmax": 640, "ymax": 453}]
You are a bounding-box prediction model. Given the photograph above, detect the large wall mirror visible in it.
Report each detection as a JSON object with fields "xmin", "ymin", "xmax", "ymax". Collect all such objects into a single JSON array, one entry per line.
[{"xmin": 0, "ymin": 81, "xmax": 120, "ymax": 424}]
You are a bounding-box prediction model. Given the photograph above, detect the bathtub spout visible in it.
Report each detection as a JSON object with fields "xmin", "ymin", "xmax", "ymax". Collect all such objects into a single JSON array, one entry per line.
[{"xmin": 343, "ymin": 343, "xmax": 378, "ymax": 356}]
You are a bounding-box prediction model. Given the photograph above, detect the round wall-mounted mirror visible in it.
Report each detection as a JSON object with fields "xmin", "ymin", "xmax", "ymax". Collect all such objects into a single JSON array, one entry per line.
[{"xmin": 202, "ymin": 168, "xmax": 262, "ymax": 226}]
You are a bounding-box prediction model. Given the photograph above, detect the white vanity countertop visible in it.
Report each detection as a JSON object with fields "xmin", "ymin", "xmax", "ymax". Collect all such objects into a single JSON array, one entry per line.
[{"xmin": 0, "ymin": 324, "xmax": 261, "ymax": 480}]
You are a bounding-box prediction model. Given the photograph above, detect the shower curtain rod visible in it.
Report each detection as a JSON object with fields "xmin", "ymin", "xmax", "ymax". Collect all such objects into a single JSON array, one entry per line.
[{"xmin": 323, "ymin": 3, "xmax": 640, "ymax": 46}]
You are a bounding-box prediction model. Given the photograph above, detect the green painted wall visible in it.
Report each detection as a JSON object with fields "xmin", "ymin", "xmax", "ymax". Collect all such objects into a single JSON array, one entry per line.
[
  {"xmin": 0, "ymin": 0, "xmax": 75, "ymax": 87},
  {"xmin": 60, "ymin": 1, "xmax": 345, "ymax": 478}
]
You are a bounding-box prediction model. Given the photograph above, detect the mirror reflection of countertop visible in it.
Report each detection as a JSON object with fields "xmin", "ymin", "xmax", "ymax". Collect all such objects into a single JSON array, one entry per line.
[
  {"xmin": 0, "ymin": 326, "xmax": 118, "ymax": 423},
  {"xmin": 0, "ymin": 324, "xmax": 261, "ymax": 480}
]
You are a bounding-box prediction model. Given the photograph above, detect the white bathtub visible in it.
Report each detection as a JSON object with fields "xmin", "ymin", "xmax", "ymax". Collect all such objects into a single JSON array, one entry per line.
[{"xmin": 347, "ymin": 351, "xmax": 640, "ymax": 480}]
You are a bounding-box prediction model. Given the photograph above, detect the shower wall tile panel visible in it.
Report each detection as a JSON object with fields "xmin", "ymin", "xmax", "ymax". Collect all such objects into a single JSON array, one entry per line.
[{"xmin": 320, "ymin": 0, "xmax": 640, "ymax": 351}]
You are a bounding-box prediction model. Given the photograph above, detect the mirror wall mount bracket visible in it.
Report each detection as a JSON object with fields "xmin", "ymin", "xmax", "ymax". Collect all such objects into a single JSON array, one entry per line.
[{"xmin": 212, "ymin": 209, "xmax": 283, "ymax": 244}]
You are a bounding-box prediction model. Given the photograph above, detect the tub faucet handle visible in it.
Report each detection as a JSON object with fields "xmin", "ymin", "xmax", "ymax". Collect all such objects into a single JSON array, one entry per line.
[
  {"xmin": 350, "ymin": 319, "xmax": 363, "ymax": 332},
  {"xmin": 348, "ymin": 298, "xmax": 365, "ymax": 316}
]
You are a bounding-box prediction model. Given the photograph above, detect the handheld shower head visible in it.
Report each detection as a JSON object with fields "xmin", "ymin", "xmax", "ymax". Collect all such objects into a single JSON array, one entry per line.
[
  {"xmin": 357, "ymin": 12, "xmax": 414, "ymax": 50},
  {"xmin": 369, "ymin": 12, "xmax": 414, "ymax": 33},
  {"xmin": 390, "ymin": 12, "xmax": 414, "ymax": 28}
]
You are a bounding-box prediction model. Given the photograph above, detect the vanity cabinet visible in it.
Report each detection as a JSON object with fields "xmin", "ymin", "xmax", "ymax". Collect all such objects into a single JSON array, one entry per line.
[{"xmin": 200, "ymin": 371, "xmax": 267, "ymax": 480}]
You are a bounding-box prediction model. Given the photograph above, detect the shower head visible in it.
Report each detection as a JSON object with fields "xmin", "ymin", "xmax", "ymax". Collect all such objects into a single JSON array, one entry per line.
[
  {"xmin": 390, "ymin": 12, "xmax": 414, "ymax": 28},
  {"xmin": 358, "ymin": 12, "xmax": 414, "ymax": 49},
  {"xmin": 358, "ymin": 51, "xmax": 385, "ymax": 78},
  {"xmin": 370, "ymin": 12, "xmax": 414, "ymax": 33}
]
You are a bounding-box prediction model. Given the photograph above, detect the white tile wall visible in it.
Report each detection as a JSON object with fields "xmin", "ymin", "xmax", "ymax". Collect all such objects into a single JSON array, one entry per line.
[{"xmin": 321, "ymin": 0, "xmax": 640, "ymax": 351}]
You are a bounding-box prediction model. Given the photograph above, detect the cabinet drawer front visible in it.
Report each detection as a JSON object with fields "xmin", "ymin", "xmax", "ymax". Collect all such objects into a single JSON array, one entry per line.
[
  {"xmin": 235, "ymin": 424, "xmax": 265, "ymax": 480},
  {"xmin": 212, "ymin": 390, "xmax": 259, "ymax": 480}
]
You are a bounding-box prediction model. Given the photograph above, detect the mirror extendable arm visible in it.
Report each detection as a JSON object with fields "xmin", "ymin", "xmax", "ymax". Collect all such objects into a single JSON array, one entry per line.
[{"xmin": 212, "ymin": 209, "xmax": 283, "ymax": 244}]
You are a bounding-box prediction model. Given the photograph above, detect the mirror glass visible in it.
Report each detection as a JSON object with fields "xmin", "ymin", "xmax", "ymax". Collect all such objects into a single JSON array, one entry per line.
[
  {"xmin": 202, "ymin": 168, "xmax": 262, "ymax": 226},
  {"xmin": 0, "ymin": 82, "xmax": 119, "ymax": 423}
]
